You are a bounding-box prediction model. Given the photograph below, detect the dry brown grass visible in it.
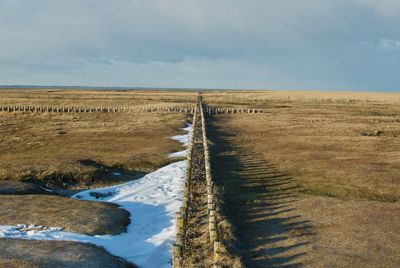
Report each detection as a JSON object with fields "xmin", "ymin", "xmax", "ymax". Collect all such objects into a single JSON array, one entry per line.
[
  {"xmin": 0, "ymin": 88, "xmax": 197, "ymax": 107},
  {"xmin": 0, "ymin": 195, "xmax": 129, "ymax": 235},
  {"xmin": 0, "ymin": 238, "xmax": 136, "ymax": 268},
  {"xmin": 2, "ymin": 88, "xmax": 399, "ymax": 267},
  {"xmin": 202, "ymin": 90, "xmax": 400, "ymax": 106},
  {"xmin": 0, "ymin": 89, "xmax": 194, "ymax": 267},
  {"xmin": 0, "ymin": 89, "xmax": 196, "ymax": 267},
  {"xmin": 213, "ymin": 185, "xmax": 244, "ymax": 268},
  {"xmin": 297, "ymin": 196, "xmax": 400, "ymax": 267},
  {"xmin": 0, "ymin": 107, "xmax": 187, "ymax": 188},
  {"xmin": 211, "ymin": 103, "xmax": 400, "ymax": 202},
  {"xmin": 207, "ymin": 92, "xmax": 400, "ymax": 267},
  {"xmin": 208, "ymin": 126, "xmax": 312, "ymax": 267}
]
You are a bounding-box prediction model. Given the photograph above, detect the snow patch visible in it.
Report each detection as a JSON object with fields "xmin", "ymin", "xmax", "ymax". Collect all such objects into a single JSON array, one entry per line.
[
  {"xmin": 170, "ymin": 123, "xmax": 192, "ymax": 147},
  {"xmin": 169, "ymin": 123, "xmax": 192, "ymax": 158},
  {"xmin": 0, "ymin": 123, "xmax": 192, "ymax": 268},
  {"xmin": 168, "ymin": 150, "xmax": 187, "ymax": 158}
]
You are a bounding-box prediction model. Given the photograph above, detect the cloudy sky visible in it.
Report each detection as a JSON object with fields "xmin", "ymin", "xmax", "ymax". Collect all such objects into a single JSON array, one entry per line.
[{"xmin": 1, "ymin": 0, "xmax": 400, "ymax": 91}]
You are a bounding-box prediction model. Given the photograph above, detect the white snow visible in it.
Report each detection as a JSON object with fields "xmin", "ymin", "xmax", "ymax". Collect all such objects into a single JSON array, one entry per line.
[
  {"xmin": 0, "ymin": 123, "xmax": 192, "ymax": 268},
  {"xmin": 170, "ymin": 124, "xmax": 191, "ymax": 147},
  {"xmin": 168, "ymin": 124, "xmax": 191, "ymax": 158},
  {"xmin": 168, "ymin": 150, "xmax": 187, "ymax": 158}
]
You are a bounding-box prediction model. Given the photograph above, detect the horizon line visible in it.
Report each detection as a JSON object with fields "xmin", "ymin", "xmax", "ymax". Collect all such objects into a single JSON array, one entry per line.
[{"xmin": 0, "ymin": 84, "xmax": 399, "ymax": 93}]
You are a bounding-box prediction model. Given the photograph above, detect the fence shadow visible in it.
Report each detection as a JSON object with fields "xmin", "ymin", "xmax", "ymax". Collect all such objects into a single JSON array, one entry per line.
[{"xmin": 207, "ymin": 116, "xmax": 314, "ymax": 268}]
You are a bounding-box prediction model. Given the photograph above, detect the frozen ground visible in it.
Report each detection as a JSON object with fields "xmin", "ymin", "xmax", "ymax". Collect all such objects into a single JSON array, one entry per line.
[{"xmin": 0, "ymin": 124, "xmax": 192, "ymax": 268}]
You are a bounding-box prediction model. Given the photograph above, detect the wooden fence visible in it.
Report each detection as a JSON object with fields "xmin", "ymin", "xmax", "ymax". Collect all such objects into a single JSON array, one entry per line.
[
  {"xmin": 0, "ymin": 104, "xmax": 262, "ymax": 114},
  {"xmin": 172, "ymin": 102, "xmax": 197, "ymax": 267},
  {"xmin": 205, "ymin": 106, "xmax": 263, "ymax": 114},
  {"xmin": 172, "ymin": 98, "xmax": 236, "ymax": 267},
  {"xmin": 0, "ymin": 105, "xmax": 194, "ymax": 114},
  {"xmin": 201, "ymin": 100, "xmax": 225, "ymax": 264}
]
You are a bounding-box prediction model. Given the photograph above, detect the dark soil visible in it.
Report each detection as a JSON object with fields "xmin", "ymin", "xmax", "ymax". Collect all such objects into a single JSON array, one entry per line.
[{"xmin": 0, "ymin": 181, "xmax": 51, "ymax": 195}]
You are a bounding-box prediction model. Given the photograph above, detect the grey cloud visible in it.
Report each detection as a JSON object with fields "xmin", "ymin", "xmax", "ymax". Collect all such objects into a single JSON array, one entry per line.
[
  {"xmin": 379, "ymin": 39, "xmax": 400, "ymax": 49},
  {"xmin": 0, "ymin": 0, "xmax": 399, "ymax": 90}
]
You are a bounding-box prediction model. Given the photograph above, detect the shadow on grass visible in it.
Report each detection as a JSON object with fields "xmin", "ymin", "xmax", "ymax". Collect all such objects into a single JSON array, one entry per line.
[
  {"xmin": 78, "ymin": 159, "xmax": 147, "ymax": 181},
  {"xmin": 207, "ymin": 116, "xmax": 314, "ymax": 268},
  {"xmin": 16, "ymin": 159, "xmax": 147, "ymax": 196}
]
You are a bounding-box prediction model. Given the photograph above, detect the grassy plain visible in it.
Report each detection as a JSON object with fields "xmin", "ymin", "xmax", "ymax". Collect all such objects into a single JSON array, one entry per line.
[
  {"xmin": 1, "ymin": 88, "xmax": 400, "ymax": 267},
  {"xmin": 0, "ymin": 88, "xmax": 197, "ymax": 107},
  {"xmin": 0, "ymin": 91, "xmax": 190, "ymax": 187},
  {"xmin": 206, "ymin": 90, "xmax": 400, "ymax": 267},
  {"xmin": 213, "ymin": 104, "xmax": 400, "ymax": 202},
  {"xmin": 0, "ymin": 89, "xmax": 192, "ymax": 267}
]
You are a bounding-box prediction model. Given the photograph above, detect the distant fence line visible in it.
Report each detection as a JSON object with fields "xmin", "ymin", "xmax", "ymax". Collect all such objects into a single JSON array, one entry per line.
[
  {"xmin": 0, "ymin": 104, "xmax": 263, "ymax": 114},
  {"xmin": 205, "ymin": 106, "xmax": 263, "ymax": 114},
  {"xmin": 0, "ymin": 105, "xmax": 194, "ymax": 114}
]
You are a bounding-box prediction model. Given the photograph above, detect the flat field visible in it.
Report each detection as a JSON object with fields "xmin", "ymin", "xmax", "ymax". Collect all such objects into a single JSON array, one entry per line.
[
  {"xmin": 206, "ymin": 90, "xmax": 400, "ymax": 267},
  {"xmin": 1, "ymin": 88, "xmax": 399, "ymax": 267},
  {"xmin": 0, "ymin": 89, "xmax": 192, "ymax": 266},
  {"xmin": 0, "ymin": 90, "xmax": 193, "ymax": 187}
]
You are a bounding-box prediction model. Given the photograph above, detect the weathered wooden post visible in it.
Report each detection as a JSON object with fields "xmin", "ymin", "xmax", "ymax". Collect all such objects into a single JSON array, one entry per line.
[
  {"xmin": 175, "ymin": 212, "xmax": 184, "ymax": 233},
  {"xmin": 172, "ymin": 244, "xmax": 183, "ymax": 268},
  {"xmin": 213, "ymin": 241, "xmax": 223, "ymax": 263}
]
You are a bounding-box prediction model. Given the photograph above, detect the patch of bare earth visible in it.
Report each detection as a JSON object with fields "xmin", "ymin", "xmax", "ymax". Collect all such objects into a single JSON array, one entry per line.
[{"xmin": 0, "ymin": 239, "xmax": 136, "ymax": 268}]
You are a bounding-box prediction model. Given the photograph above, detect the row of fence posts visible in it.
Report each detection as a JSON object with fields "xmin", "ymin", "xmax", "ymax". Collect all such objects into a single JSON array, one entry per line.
[
  {"xmin": 205, "ymin": 107, "xmax": 263, "ymax": 114},
  {"xmin": 0, "ymin": 105, "xmax": 195, "ymax": 114},
  {"xmin": 200, "ymin": 100, "xmax": 224, "ymax": 266},
  {"xmin": 0, "ymin": 105, "xmax": 262, "ymax": 114},
  {"xmin": 171, "ymin": 102, "xmax": 198, "ymax": 267},
  {"xmin": 171, "ymin": 98, "xmax": 224, "ymax": 267}
]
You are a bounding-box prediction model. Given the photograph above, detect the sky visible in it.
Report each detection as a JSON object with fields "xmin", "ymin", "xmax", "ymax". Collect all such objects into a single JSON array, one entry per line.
[{"xmin": 0, "ymin": 0, "xmax": 400, "ymax": 91}]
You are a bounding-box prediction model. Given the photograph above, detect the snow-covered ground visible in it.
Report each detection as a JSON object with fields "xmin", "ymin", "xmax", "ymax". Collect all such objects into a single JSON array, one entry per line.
[
  {"xmin": 167, "ymin": 124, "xmax": 191, "ymax": 158},
  {"xmin": 0, "ymin": 124, "xmax": 192, "ymax": 268}
]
